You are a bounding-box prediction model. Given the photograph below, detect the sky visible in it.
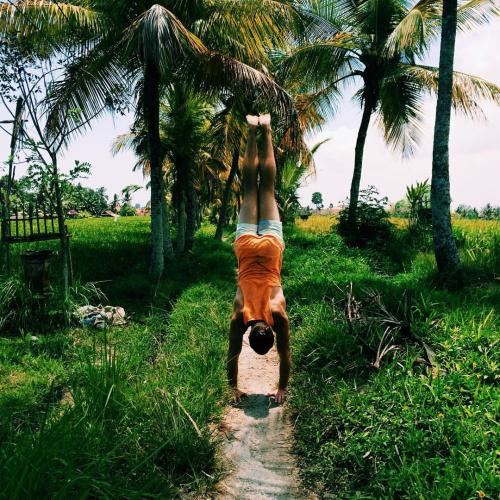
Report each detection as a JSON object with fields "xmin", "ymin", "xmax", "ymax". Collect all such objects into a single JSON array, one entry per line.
[{"xmin": 1, "ymin": 20, "xmax": 499, "ymax": 210}]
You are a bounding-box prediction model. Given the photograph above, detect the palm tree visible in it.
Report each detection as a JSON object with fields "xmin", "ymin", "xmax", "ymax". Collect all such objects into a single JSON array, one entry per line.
[
  {"xmin": 121, "ymin": 185, "xmax": 142, "ymax": 206},
  {"xmin": 211, "ymin": 98, "xmax": 246, "ymax": 241},
  {"xmin": 431, "ymin": 0, "xmax": 461, "ymax": 277},
  {"xmin": 160, "ymin": 84, "xmax": 214, "ymax": 253},
  {"xmin": 281, "ymin": 0, "xmax": 500, "ymax": 234},
  {"xmin": 1, "ymin": 0, "xmax": 299, "ymax": 279},
  {"xmin": 112, "ymin": 89, "xmax": 215, "ymax": 256}
]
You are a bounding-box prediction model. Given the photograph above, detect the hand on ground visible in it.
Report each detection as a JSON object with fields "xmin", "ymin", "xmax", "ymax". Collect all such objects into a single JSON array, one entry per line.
[
  {"xmin": 259, "ymin": 113, "xmax": 271, "ymax": 128},
  {"xmin": 232, "ymin": 388, "xmax": 247, "ymax": 404},
  {"xmin": 267, "ymin": 388, "xmax": 287, "ymax": 404},
  {"xmin": 246, "ymin": 114, "xmax": 259, "ymax": 129}
]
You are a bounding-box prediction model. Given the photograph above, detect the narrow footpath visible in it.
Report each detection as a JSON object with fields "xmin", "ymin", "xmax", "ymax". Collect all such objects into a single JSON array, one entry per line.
[{"xmin": 216, "ymin": 335, "xmax": 308, "ymax": 499}]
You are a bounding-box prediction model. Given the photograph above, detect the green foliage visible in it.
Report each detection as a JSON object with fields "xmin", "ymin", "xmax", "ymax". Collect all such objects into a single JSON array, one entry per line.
[
  {"xmin": 403, "ymin": 179, "xmax": 433, "ymax": 249},
  {"xmin": 0, "ymin": 221, "xmax": 234, "ymax": 497},
  {"xmin": 479, "ymin": 203, "xmax": 500, "ymax": 220},
  {"xmin": 406, "ymin": 179, "xmax": 431, "ymax": 226},
  {"xmin": 119, "ymin": 204, "xmax": 137, "ymax": 217},
  {"xmin": 276, "ymin": 159, "xmax": 309, "ymax": 223},
  {"xmin": 1, "ymin": 212, "xmax": 498, "ymax": 498},
  {"xmin": 454, "ymin": 224, "xmax": 500, "ymax": 279},
  {"xmin": 311, "ymin": 192, "xmax": 323, "ymax": 210},
  {"xmin": 456, "ymin": 204, "xmax": 479, "ymax": 219},
  {"xmin": 338, "ymin": 186, "xmax": 394, "ymax": 249},
  {"xmin": 456, "ymin": 204, "xmax": 500, "ymax": 221},
  {"xmin": 393, "ymin": 198, "xmax": 410, "ymax": 217},
  {"xmin": 286, "ymin": 220, "xmax": 499, "ymax": 499},
  {"xmin": 0, "ymin": 275, "xmax": 105, "ymax": 335}
]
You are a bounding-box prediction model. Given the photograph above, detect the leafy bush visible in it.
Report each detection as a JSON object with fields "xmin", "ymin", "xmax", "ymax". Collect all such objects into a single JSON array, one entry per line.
[
  {"xmin": 337, "ymin": 185, "xmax": 394, "ymax": 249},
  {"xmin": 119, "ymin": 204, "xmax": 137, "ymax": 217},
  {"xmin": 456, "ymin": 204, "xmax": 479, "ymax": 219},
  {"xmin": 0, "ymin": 276, "xmax": 105, "ymax": 335},
  {"xmin": 74, "ymin": 210, "xmax": 93, "ymax": 219}
]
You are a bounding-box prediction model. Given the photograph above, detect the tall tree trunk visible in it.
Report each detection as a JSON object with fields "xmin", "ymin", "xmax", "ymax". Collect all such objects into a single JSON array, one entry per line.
[
  {"xmin": 236, "ymin": 182, "xmax": 241, "ymax": 216},
  {"xmin": 144, "ymin": 61, "xmax": 164, "ymax": 279},
  {"xmin": 176, "ymin": 190, "xmax": 187, "ymax": 255},
  {"xmin": 1, "ymin": 97, "xmax": 23, "ymax": 272},
  {"xmin": 431, "ymin": 0, "xmax": 461, "ymax": 277},
  {"xmin": 215, "ymin": 144, "xmax": 240, "ymax": 240},
  {"xmin": 176, "ymin": 163, "xmax": 187, "ymax": 255},
  {"xmin": 185, "ymin": 182, "xmax": 197, "ymax": 251},
  {"xmin": 347, "ymin": 98, "xmax": 374, "ymax": 232},
  {"xmin": 161, "ymin": 178, "xmax": 174, "ymax": 260},
  {"xmin": 51, "ymin": 154, "xmax": 70, "ymax": 320}
]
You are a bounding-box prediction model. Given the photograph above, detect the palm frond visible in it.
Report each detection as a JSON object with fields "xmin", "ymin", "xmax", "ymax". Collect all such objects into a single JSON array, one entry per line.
[
  {"xmin": 199, "ymin": 0, "xmax": 299, "ymax": 63},
  {"xmin": 278, "ymin": 34, "xmax": 362, "ymax": 91},
  {"xmin": 111, "ymin": 132, "xmax": 138, "ymax": 156},
  {"xmin": 44, "ymin": 46, "xmax": 130, "ymax": 143},
  {"xmin": 0, "ymin": 0, "xmax": 103, "ymax": 56},
  {"xmin": 208, "ymin": 101, "xmax": 246, "ymax": 163},
  {"xmin": 404, "ymin": 64, "xmax": 500, "ymax": 119},
  {"xmin": 457, "ymin": 0, "xmax": 500, "ymax": 31},
  {"xmin": 385, "ymin": 0, "xmax": 441, "ymax": 56},
  {"xmin": 310, "ymin": 137, "xmax": 332, "ymax": 155},
  {"xmin": 124, "ymin": 4, "xmax": 205, "ymax": 71},
  {"xmin": 0, "ymin": 0, "xmax": 102, "ymax": 34},
  {"xmin": 187, "ymin": 51, "xmax": 295, "ymax": 120},
  {"xmin": 377, "ymin": 70, "xmax": 425, "ymax": 157}
]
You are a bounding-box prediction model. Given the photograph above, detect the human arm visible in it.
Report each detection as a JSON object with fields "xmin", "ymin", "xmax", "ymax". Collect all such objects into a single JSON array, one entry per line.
[
  {"xmin": 270, "ymin": 310, "xmax": 291, "ymax": 403},
  {"xmin": 227, "ymin": 313, "xmax": 246, "ymax": 401}
]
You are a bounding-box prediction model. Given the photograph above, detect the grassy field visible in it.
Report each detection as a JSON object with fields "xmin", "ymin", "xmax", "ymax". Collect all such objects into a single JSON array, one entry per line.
[{"xmin": 0, "ymin": 215, "xmax": 498, "ymax": 498}]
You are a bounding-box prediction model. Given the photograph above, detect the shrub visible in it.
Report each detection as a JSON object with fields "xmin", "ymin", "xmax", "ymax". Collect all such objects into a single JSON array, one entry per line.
[
  {"xmin": 0, "ymin": 276, "xmax": 105, "ymax": 335},
  {"xmin": 337, "ymin": 186, "xmax": 394, "ymax": 249},
  {"xmin": 119, "ymin": 204, "xmax": 137, "ymax": 217}
]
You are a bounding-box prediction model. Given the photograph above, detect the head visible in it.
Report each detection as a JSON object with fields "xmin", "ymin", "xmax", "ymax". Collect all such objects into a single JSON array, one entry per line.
[{"xmin": 249, "ymin": 321, "xmax": 274, "ymax": 355}]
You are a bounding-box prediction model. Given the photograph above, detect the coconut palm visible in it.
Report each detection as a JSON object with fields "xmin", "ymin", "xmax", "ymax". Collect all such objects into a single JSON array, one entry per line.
[
  {"xmin": 211, "ymin": 97, "xmax": 247, "ymax": 241},
  {"xmin": 112, "ymin": 88, "xmax": 216, "ymax": 256},
  {"xmin": 113, "ymin": 123, "xmax": 175, "ymax": 260},
  {"xmin": 280, "ymin": 0, "xmax": 500, "ymax": 234},
  {"xmin": 1, "ymin": 0, "xmax": 299, "ymax": 279},
  {"xmin": 160, "ymin": 84, "xmax": 215, "ymax": 253},
  {"xmin": 431, "ymin": 0, "xmax": 462, "ymax": 277}
]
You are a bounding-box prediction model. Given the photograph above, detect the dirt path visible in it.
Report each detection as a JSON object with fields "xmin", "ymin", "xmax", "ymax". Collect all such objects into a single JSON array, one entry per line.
[{"xmin": 216, "ymin": 334, "xmax": 307, "ymax": 499}]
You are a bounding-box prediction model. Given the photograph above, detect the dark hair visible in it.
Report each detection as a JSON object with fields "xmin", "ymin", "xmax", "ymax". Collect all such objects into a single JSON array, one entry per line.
[{"xmin": 249, "ymin": 322, "xmax": 274, "ymax": 355}]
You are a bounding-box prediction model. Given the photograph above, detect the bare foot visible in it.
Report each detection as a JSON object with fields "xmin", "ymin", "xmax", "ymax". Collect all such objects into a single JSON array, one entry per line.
[
  {"xmin": 246, "ymin": 114, "xmax": 259, "ymax": 129},
  {"xmin": 232, "ymin": 388, "xmax": 247, "ymax": 404},
  {"xmin": 266, "ymin": 388, "xmax": 287, "ymax": 404},
  {"xmin": 259, "ymin": 113, "xmax": 271, "ymax": 129}
]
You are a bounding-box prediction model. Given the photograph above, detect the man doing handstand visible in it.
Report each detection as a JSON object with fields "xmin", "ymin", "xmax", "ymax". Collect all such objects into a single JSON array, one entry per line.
[{"xmin": 227, "ymin": 113, "xmax": 291, "ymax": 404}]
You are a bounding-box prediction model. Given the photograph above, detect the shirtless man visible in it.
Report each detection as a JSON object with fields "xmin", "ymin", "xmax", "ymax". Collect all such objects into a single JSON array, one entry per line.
[{"xmin": 227, "ymin": 113, "xmax": 291, "ymax": 404}]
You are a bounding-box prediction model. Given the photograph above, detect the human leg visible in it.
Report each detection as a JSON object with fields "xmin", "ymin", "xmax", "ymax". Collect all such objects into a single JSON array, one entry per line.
[
  {"xmin": 237, "ymin": 116, "xmax": 259, "ymax": 226},
  {"xmin": 257, "ymin": 114, "xmax": 284, "ymax": 245},
  {"xmin": 257, "ymin": 114, "xmax": 280, "ymax": 222}
]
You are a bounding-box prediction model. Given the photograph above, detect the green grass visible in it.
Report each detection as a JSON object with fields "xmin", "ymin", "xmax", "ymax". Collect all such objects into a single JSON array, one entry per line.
[
  {"xmin": 0, "ymin": 221, "xmax": 233, "ymax": 498},
  {"xmin": 285, "ymin": 222, "xmax": 499, "ymax": 499},
  {"xmin": 1, "ymin": 216, "xmax": 498, "ymax": 498}
]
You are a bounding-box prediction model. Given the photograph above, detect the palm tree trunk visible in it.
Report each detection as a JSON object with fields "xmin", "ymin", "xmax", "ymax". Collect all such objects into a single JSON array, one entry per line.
[
  {"xmin": 161, "ymin": 178, "xmax": 174, "ymax": 260},
  {"xmin": 185, "ymin": 176, "xmax": 197, "ymax": 251},
  {"xmin": 51, "ymin": 154, "xmax": 69, "ymax": 306},
  {"xmin": 176, "ymin": 190, "xmax": 187, "ymax": 255},
  {"xmin": 431, "ymin": 0, "xmax": 461, "ymax": 277},
  {"xmin": 215, "ymin": 144, "xmax": 240, "ymax": 240},
  {"xmin": 347, "ymin": 98, "xmax": 374, "ymax": 232},
  {"xmin": 175, "ymin": 164, "xmax": 187, "ymax": 255},
  {"xmin": 236, "ymin": 185, "xmax": 241, "ymax": 215},
  {"xmin": 144, "ymin": 61, "xmax": 164, "ymax": 279}
]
